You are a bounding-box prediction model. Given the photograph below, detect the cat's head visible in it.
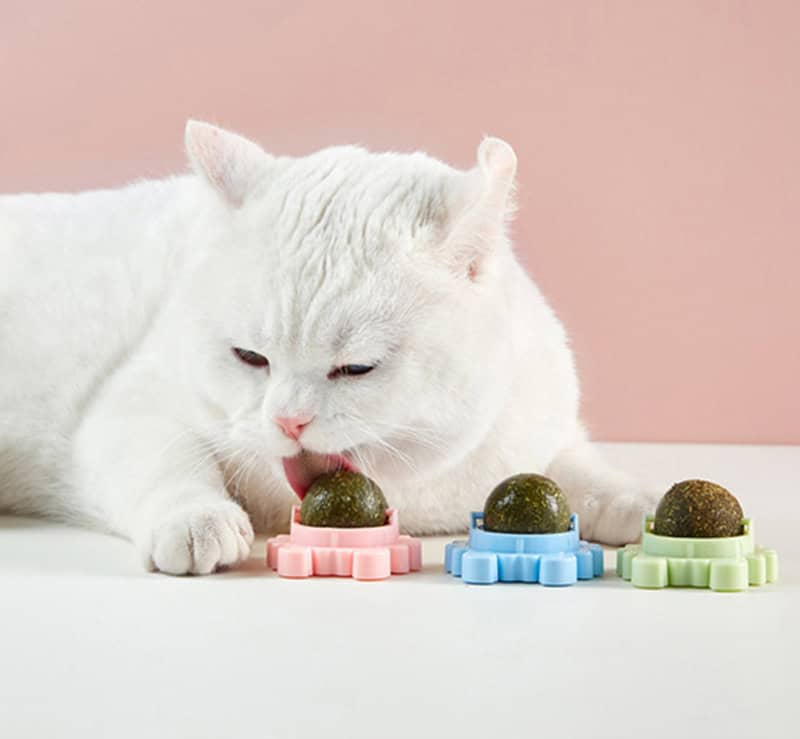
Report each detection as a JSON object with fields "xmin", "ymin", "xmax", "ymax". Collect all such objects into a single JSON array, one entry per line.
[{"xmin": 180, "ymin": 121, "xmax": 518, "ymax": 499}]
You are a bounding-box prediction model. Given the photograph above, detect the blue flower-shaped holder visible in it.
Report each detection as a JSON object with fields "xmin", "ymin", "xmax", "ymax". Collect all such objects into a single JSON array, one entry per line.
[{"xmin": 445, "ymin": 513, "xmax": 604, "ymax": 585}]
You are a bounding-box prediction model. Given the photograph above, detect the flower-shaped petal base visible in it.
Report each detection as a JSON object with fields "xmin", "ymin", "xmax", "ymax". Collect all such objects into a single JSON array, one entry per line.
[
  {"xmin": 617, "ymin": 517, "xmax": 778, "ymax": 592},
  {"xmin": 445, "ymin": 513, "xmax": 603, "ymax": 586},
  {"xmin": 267, "ymin": 508, "xmax": 422, "ymax": 581}
]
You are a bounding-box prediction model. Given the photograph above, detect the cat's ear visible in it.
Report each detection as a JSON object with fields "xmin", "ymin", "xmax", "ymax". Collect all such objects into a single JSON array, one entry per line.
[
  {"xmin": 442, "ymin": 137, "xmax": 517, "ymax": 279},
  {"xmin": 185, "ymin": 120, "xmax": 272, "ymax": 207}
]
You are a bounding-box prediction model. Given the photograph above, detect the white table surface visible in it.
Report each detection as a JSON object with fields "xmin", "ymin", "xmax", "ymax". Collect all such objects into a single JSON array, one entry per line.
[{"xmin": 2, "ymin": 442, "xmax": 798, "ymax": 739}]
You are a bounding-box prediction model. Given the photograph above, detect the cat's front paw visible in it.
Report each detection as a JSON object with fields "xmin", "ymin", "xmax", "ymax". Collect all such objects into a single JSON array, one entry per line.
[
  {"xmin": 582, "ymin": 487, "xmax": 661, "ymax": 546},
  {"xmin": 142, "ymin": 501, "xmax": 254, "ymax": 575}
]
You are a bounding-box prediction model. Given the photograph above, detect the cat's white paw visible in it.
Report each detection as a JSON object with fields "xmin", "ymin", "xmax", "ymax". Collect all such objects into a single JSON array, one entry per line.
[
  {"xmin": 142, "ymin": 501, "xmax": 254, "ymax": 575},
  {"xmin": 582, "ymin": 487, "xmax": 661, "ymax": 546}
]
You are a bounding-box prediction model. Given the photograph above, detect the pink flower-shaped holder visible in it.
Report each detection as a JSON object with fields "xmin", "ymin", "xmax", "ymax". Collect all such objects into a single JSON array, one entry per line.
[{"xmin": 266, "ymin": 507, "xmax": 422, "ymax": 580}]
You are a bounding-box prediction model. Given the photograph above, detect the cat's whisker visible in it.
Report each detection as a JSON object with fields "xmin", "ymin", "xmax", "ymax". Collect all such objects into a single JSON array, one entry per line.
[
  {"xmin": 223, "ymin": 445, "xmax": 262, "ymax": 495},
  {"xmin": 157, "ymin": 423, "xmax": 223, "ymax": 464},
  {"xmin": 374, "ymin": 425, "xmax": 448, "ymax": 453},
  {"xmin": 222, "ymin": 452, "xmax": 247, "ymax": 493},
  {"xmin": 340, "ymin": 428, "xmax": 379, "ymax": 480},
  {"xmin": 349, "ymin": 414, "xmax": 448, "ymax": 448},
  {"xmin": 156, "ymin": 422, "xmax": 265, "ymax": 491},
  {"xmin": 340, "ymin": 413, "xmax": 448, "ymax": 464},
  {"xmin": 228, "ymin": 448, "xmax": 261, "ymax": 498},
  {"xmin": 340, "ymin": 415, "xmax": 420, "ymax": 476}
]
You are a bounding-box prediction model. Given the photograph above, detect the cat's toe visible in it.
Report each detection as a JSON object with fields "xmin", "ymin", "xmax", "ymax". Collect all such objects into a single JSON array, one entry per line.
[
  {"xmin": 583, "ymin": 488, "xmax": 660, "ymax": 546},
  {"xmin": 145, "ymin": 501, "xmax": 254, "ymax": 575}
]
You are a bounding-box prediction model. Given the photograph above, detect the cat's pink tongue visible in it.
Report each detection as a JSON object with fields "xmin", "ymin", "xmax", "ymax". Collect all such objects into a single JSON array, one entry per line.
[{"xmin": 282, "ymin": 450, "xmax": 357, "ymax": 500}]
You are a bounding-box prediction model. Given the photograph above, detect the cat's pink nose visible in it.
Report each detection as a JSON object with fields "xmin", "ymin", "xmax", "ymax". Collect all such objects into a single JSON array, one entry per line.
[{"xmin": 275, "ymin": 415, "xmax": 314, "ymax": 440}]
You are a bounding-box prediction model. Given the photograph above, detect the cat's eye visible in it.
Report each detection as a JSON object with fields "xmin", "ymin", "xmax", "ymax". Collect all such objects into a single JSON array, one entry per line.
[
  {"xmin": 328, "ymin": 364, "xmax": 376, "ymax": 379},
  {"xmin": 232, "ymin": 347, "xmax": 270, "ymax": 369}
]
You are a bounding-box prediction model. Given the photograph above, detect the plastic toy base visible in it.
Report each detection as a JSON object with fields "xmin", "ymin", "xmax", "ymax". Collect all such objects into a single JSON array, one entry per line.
[
  {"xmin": 617, "ymin": 516, "xmax": 778, "ymax": 592},
  {"xmin": 267, "ymin": 507, "xmax": 422, "ymax": 581},
  {"xmin": 445, "ymin": 513, "xmax": 603, "ymax": 586}
]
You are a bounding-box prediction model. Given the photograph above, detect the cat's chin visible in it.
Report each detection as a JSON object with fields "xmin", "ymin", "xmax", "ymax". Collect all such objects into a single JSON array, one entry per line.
[{"xmin": 282, "ymin": 450, "xmax": 358, "ymax": 500}]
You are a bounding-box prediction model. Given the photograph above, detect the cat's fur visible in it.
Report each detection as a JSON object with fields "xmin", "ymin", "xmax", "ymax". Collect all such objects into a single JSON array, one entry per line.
[{"xmin": 0, "ymin": 121, "xmax": 657, "ymax": 574}]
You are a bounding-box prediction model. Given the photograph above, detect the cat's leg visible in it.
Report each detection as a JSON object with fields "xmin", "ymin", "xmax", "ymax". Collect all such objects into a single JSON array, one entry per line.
[
  {"xmin": 546, "ymin": 440, "xmax": 660, "ymax": 545},
  {"xmin": 73, "ymin": 385, "xmax": 253, "ymax": 575}
]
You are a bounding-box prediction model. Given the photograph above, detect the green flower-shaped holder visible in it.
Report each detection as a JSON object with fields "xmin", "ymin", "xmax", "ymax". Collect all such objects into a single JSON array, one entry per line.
[{"xmin": 617, "ymin": 516, "xmax": 778, "ymax": 592}]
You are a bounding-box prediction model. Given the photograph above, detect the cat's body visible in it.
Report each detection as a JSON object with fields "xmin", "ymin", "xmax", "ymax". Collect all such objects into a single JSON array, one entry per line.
[{"xmin": 0, "ymin": 122, "xmax": 655, "ymax": 573}]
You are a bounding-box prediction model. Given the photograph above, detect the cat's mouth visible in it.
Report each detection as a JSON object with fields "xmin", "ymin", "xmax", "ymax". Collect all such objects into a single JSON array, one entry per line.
[{"xmin": 282, "ymin": 450, "xmax": 358, "ymax": 499}]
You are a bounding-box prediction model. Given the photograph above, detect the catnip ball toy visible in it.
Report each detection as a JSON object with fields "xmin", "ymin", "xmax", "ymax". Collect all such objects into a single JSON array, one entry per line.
[
  {"xmin": 653, "ymin": 479, "xmax": 743, "ymax": 538},
  {"xmin": 482, "ymin": 473, "xmax": 571, "ymax": 534},
  {"xmin": 300, "ymin": 470, "xmax": 388, "ymax": 528}
]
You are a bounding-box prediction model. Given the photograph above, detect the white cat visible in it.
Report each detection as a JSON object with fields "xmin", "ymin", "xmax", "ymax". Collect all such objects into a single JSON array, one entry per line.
[{"xmin": 0, "ymin": 121, "xmax": 657, "ymax": 574}]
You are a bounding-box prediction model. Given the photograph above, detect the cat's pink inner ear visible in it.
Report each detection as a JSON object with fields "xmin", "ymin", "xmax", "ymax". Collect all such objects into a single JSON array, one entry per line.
[
  {"xmin": 443, "ymin": 136, "xmax": 518, "ymax": 279},
  {"xmin": 477, "ymin": 137, "xmax": 517, "ymax": 190},
  {"xmin": 184, "ymin": 120, "xmax": 271, "ymax": 208}
]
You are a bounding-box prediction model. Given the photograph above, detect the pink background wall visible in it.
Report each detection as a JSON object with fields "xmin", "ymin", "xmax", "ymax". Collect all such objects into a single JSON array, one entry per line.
[{"xmin": 2, "ymin": 1, "xmax": 798, "ymax": 443}]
